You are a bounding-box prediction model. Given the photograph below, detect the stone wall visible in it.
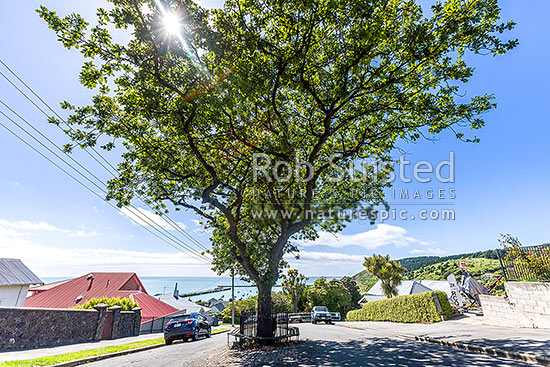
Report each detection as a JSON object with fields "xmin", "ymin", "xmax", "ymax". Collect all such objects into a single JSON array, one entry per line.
[
  {"xmin": 480, "ymin": 281, "xmax": 550, "ymax": 329},
  {"xmin": 0, "ymin": 305, "xmax": 142, "ymax": 351},
  {"xmin": 110, "ymin": 307, "xmax": 142, "ymax": 339},
  {"xmin": 0, "ymin": 307, "xmax": 99, "ymax": 350}
]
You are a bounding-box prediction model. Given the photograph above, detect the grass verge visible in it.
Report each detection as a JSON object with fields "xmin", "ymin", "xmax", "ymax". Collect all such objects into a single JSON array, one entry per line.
[{"xmin": 1, "ymin": 328, "xmax": 230, "ymax": 367}]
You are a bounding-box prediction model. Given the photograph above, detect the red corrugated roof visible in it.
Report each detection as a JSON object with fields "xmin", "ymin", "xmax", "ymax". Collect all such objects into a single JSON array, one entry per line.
[
  {"xmin": 24, "ymin": 272, "xmax": 177, "ymax": 321},
  {"xmin": 24, "ymin": 273, "xmax": 142, "ymax": 309},
  {"xmin": 130, "ymin": 293, "xmax": 178, "ymax": 321}
]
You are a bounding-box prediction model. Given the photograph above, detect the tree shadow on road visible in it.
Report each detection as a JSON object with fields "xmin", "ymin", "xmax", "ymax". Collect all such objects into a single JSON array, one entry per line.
[
  {"xmin": 227, "ymin": 337, "xmax": 538, "ymax": 367},
  {"xmin": 455, "ymin": 337, "xmax": 550, "ymax": 358},
  {"xmin": 295, "ymin": 337, "xmax": 538, "ymax": 367}
]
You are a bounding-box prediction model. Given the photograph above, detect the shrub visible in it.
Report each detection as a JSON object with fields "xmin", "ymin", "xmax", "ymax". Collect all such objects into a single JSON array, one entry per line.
[
  {"xmin": 346, "ymin": 291, "xmax": 453, "ymax": 323},
  {"xmin": 307, "ymin": 277, "xmax": 352, "ymax": 315},
  {"xmin": 73, "ymin": 297, "xmax": 139, "ymax": 311}
]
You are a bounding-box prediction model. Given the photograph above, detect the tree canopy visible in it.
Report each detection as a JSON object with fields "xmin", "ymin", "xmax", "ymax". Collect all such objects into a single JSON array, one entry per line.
[
  {"xmin": 38, "ymin": 0, "xmax": 516, "ymax": 336},
  {"xmin": 307, "ymin": 277, "xmax": 353, "ymax": 314}
]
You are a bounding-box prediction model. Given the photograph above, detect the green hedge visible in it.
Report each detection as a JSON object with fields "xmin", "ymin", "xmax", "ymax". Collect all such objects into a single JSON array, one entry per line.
[
  {"xmin": 73, "ymin": 297, "xmax": 139, "ymax": 311},
  {"xmin": 346, "ymin": 291, "xmax": 453, "ymax": 323}
]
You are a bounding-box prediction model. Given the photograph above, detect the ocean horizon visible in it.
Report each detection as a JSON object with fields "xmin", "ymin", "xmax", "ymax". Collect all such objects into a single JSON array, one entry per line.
[{"xmin": 41, "ymin": 275, "xmax": 338, "ymax": 303}]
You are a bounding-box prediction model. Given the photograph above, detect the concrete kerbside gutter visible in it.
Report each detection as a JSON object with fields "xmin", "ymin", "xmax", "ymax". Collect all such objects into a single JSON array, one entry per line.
[
  {"xmin": 400, "ymin": 334, "xmax": 550, "ymax": 367},
  {"xmin": 50, "ymin": 330, "xmax": 231, "ymax": 367},
  {"xmin": 50, "ymin": 344, "xmax": 165, "ymax": 367},
  {"xmin": 335, "ymin": 323, "xmax": 550, "ymax": 366}
]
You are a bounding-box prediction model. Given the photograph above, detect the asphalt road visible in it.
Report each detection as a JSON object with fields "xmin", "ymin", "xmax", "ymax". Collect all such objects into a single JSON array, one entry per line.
[
  {"xmin": 83, "ymin": 331, "xmax": 227, "ymax": 367},
  {"xmin": 84, "ymin": 323, "xmax": 542, "ymax": 367}
]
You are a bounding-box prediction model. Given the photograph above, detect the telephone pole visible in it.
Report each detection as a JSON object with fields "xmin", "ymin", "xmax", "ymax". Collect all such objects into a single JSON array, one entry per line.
[{"xmin": 231, "ymin": 267, "xmax": 235, "ymax": 327}]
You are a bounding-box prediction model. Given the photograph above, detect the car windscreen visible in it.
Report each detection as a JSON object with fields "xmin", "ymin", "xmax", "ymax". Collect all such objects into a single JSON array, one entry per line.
[{"xmin": 314, "ymin": 307, "xmax": 328, "ymax": 312}]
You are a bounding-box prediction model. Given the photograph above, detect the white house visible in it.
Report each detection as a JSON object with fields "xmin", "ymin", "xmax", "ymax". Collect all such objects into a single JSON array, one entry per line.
[
  {"xmin": 0, "ymin": 258, "xmax": 42, "ymax": 307},
  {"xmin": 156, "ymin": 293, "xmax": 206, "ymax": 314},
  {"xmin": 359, "ymin": 279, "xmax": 452, "ymax": 305}
]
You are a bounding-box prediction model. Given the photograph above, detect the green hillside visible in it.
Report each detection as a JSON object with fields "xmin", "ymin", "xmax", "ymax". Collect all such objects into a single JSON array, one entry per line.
[
  {"xmin": 406, "ymin": 257, "xmax": 501, "ymax": 280},
  {"xmin": 353, "ymin": 271, "xmax": 378, "ymax": 293},
  {"xmin": 399, "ymin": 250, "xmax": 499, "ymax": 273},
  {"xmin": 352, "ymin": 250, "xmax": 504, "ymax": 294}
]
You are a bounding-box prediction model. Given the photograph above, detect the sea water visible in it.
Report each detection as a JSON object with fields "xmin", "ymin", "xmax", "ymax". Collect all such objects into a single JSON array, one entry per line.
[{"xmin": 41, "ymin": 276, "xmax": 329, "ymax": 303}]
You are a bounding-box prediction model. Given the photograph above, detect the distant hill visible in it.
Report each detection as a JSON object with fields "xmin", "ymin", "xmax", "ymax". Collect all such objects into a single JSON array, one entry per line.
[
  {"xmin": 352, "ymin": 249, "xmax": 504, "ymax": 294},
  {"xmin": 399, "ymin": 250, "xmax": 499, "ymax": 273}
]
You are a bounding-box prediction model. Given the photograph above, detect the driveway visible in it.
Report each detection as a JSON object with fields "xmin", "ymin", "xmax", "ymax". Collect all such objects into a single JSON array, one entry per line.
[{"xmin": 83, "ymin": 323, "xmax": 541, "ymax": 367}]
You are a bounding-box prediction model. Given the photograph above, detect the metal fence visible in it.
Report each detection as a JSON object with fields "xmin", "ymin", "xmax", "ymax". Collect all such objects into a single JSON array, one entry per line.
[
  {"xmin": 288, "ymin": 312, "xmax": 341, "ymax": 323},
  {"xmin": 239, "ymin": 312, "xmax": 291, "ymax": 339},
  {"xmin": 497, "ymin": 244, "xmax": 550, "ymax": 282},
  {"xmin": 140, "ymin": 315, "xmax": 170, "ymax": 334}
]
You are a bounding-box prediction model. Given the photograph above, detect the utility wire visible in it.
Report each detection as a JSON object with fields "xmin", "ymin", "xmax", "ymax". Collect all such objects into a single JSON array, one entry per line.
[
  {"xmin": 0, "ymin": 59, "xmax": 209, "ymax": 253},
  {"xmin": 196, "ymin": 271, "xmax": 230, "ymax": 292},
  {"xmin": 0, "ymin": 102, "xmax": 210, "ymax": 262},
  {"xmin": 0, "ymin": 60, "xmax": 209, "ymax": 257},
  {"xmin": 0, "ymin": 114, "xmax": 210, "ymax": 263}
]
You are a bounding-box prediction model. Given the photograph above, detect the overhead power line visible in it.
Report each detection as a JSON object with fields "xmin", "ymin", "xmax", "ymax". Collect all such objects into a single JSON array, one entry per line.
[
  {"xmin": 0, "ymin": 113, "xmax": 209, "ymax": 263},
  {"xmin": 0, "ymin": 58, "xmax": 210, "ymax": 258},
  {"xmin": 0, "ymin": 102, "xmax": 210, "ymax": 263}
]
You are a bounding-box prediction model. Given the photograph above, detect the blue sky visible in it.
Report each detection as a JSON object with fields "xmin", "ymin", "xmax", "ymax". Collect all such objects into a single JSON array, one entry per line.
[{"xmin": 1, "ymin": 0, "xmax": 549, "ymax": 279}]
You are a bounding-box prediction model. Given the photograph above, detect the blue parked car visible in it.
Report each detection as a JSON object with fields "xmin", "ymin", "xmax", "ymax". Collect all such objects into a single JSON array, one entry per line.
[{"xmin": 164, "ymin": 313, "xmax": 211, "ymax": 345}]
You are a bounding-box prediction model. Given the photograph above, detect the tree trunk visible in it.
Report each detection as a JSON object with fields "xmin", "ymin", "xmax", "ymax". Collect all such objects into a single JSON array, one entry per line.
[{"xmin": 256, "ymin": 282, "xmax": 274, "ymax": 339}]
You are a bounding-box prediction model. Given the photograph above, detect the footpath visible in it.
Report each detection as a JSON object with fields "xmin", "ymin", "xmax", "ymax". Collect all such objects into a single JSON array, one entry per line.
[
  {"xmin": 342, "ymin": 312, "xmax": 550, "ymax": 364},
  {"xmin": 0, "ymin": 333, "xmax": 164, "ymax": 363},
  {"xmin": 0, "ymin": 324, "xmax": 231, "ymax": 363}
]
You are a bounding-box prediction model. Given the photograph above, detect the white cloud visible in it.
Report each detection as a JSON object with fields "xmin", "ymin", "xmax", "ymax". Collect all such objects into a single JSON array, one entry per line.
[
  {"xmin": 8, "ymin": 181, "xmax": 21, "ymax": 188},
  {"xmin": 190, "ymin": 219, "xmax": 211, "ymax": 234},
  {"xmin": 0, "ymin": 219, "xmax": 64, "ymax": 232},
  {"xmin": 0, "ymin": 219, "xmax": 99, "ymax": 238},
  {"xmin": 297, "ymin": 224, "xmax": 428, "ymax": 249},
  {"xmin": 69, "ymin": 230, "xmax": 99, "ymax": 238},
  {"xmin": 409, "ymin": 247, "xmax": 446, "ymax": 255},
  {"xmin": 0, "ymin": 225, "xmax": 212, "ymax": 277},
  {"xmin": 290, "ymin": 251, "xmax": 365, "ymax": 263},
  {"xmin": 119, "ymin": 207, "xmax": 187, "ymax": 230}
]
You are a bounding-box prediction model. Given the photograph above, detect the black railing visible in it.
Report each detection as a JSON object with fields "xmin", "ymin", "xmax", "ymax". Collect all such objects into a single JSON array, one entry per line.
[
  {"xmin": 239, "ymin": 312, "xmax": 290, "ymax": 339},
  {"xmin": 140, "ymin": 316, "xmax": 170, "ymax": 334},
  {"xmin": 497, "ymin": 244, "xmax": 550, "ymax": 282}
]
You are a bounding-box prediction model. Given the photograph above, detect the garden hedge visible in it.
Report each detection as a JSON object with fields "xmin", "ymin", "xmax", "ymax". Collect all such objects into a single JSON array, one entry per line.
[
  {"xmin": 73, "ymin": 297, "xmax": 139, "ymax": 311},
  {"xmin": 346, "ymin": 291, "xmax": 453, "ymax": 323}
]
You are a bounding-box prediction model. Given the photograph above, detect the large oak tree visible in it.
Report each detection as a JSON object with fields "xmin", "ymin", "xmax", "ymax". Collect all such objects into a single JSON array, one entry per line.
[{"xmin": 39, "ymin": 0, "xmax": 515, "ymax": 337}]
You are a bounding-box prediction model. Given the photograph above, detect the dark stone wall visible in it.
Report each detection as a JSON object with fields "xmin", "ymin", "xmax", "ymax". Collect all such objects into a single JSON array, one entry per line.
[
  {"xmin": 113, "ymin": 311, "xmax": 138, "ymax": 339},
  {"xmin": 0, "ymin": 307, "xmax": 98, "ymax": 351},
  {"xmin": 0, "ymin": 306, "xmax": 142, "ymax": 351}
]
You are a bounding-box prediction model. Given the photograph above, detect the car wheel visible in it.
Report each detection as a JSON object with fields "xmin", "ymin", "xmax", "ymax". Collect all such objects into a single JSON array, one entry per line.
[
  {"xmin": 206, "ymin": 326, "xmax": 211, "ymax": 338},
  {"xmin": 165, "ymin": 339, "xmax": 173, "ymax": 345},
  {"xmin": 192, "ymin": 328, "xmax": 200, "ymax": 341},
  {"xmin": 312, "ymin": 320, "xmax": 316, "ymax": 324}
]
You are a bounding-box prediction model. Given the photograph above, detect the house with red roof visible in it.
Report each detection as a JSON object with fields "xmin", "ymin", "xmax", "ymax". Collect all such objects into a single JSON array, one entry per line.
[{"xmin": 25, "ymin": 272, "xmax": 177, "ymax": 323}]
